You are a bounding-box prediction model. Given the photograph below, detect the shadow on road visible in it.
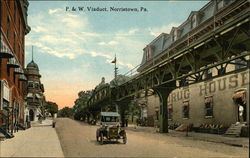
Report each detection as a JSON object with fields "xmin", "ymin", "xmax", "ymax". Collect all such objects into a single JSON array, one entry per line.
[{"xmin": 90, "ymin": 139, "xmax": 126, "ymax": 145}]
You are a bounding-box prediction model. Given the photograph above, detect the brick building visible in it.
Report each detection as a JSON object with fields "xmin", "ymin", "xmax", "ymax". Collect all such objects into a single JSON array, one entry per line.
[{"xmin": 0, "ymin": 0, "xmax": 30, "ymax": 138}]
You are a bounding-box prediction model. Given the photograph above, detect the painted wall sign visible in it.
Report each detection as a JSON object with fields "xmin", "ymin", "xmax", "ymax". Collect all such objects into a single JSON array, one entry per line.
[{"xmin": 167, "ymin": 71, "xmax": 249, "ymax": 103}]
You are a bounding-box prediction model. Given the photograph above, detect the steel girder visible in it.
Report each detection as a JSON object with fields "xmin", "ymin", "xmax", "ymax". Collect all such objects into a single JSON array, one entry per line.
[{"xmin": 114, "ymin": 21, "xmax": 250, "ymax": 102}]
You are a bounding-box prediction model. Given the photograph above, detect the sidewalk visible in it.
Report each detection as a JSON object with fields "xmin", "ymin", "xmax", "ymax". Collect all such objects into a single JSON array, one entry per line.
[
  {"xmin": 0, "ymin": 119, "xmax": 64, "ymax": 157},
  {"xmin": 125, "ymin": 124, "xmax": 249, "ymax": 148}
]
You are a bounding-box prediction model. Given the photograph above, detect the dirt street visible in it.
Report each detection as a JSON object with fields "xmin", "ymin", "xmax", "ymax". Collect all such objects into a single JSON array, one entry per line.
[{"xmin": 55, "ymin": 118, "xmax": 248, "ymax": 157}]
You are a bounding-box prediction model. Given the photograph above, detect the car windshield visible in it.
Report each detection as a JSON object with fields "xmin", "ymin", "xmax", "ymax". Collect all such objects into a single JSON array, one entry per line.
[{"xmin": 101, "ymin": 116, "xmax": 119, "ymax": 122}]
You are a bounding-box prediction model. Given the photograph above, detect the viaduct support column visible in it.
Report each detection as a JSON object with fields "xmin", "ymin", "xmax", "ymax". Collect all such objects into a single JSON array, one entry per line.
[
  {"xmin": 117, "ymin": 99, "xmax": 131, "ymax": 127},
  {"xmin": 154, "ymin": 84, "xmax": 175, "ymax": 133}
]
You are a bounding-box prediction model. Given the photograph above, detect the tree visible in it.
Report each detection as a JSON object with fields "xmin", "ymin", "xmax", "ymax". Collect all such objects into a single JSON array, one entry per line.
[
  {"xmin": 73, "ymin": 90, "xmax": 92, "ymax": 121},
  {"xmin": 45, "ymin": 101, "xmax": 58, "ymax": 117},
  {"xmin": 58, "ymin": 107, "xmax": 74, "ymax": 118}
]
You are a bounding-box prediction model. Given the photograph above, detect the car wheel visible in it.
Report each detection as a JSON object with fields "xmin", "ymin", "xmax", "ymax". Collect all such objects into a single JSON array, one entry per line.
[
  {"xmin": 123, "ymin": 133, "xmax": 127, "ymax": 144},
  {"xmin": 100, "ymin": 133, "xmax": 104, "ymax": 145}
]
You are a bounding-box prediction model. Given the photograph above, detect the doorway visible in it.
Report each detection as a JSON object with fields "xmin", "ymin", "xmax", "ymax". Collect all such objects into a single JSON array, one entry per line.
[{"xmin": 233, "ymin": 91, "xmax": 247, "ymax": 123}]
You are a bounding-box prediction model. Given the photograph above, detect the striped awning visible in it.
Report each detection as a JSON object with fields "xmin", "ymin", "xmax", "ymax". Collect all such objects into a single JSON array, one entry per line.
[
  {"xmin": 232, "ymin": 91, "xmax": 246, "ymax": 104},
  {"xmin": 14, "ymin": 67, "xmax": 24, "ymax": 75},
  {"xmin": 0, "ymin": 35, "xmax": 14, "ymax": 58},
  {"xmin": 7, "ymin": 58, "xmax": 20, "ymax": 68},
  {"xmin": 19, "ymin": 74, "xmax": 27, "ymax": 81}
]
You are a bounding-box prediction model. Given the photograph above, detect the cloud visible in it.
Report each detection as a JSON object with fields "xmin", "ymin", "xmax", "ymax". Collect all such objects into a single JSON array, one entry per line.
[
  {"xmin": 40, "ymin": 35, "xmax": 76, "ymax": 44},
  {"xmin": 148, "ymin": 23, "xmax": 180, "ymax": 37},
  {"xmin": 62, "ymin": 17, "xmax": 83, "ymax": 29},
  {"xmin": 98, "ymin": 40, "xmax": 119, "ymax": 46},
  {"xmin": 128, "ymin": 28, "xmax": 139, "ymax": 35},
  {"xmin": 90, "ymin": 51, "xmax": 112, "ymax": 59},
  {"xmin": 27, "ymin": 10, "xmax": 141, "ymax": 69},
  {"xmin": 48, "ymin": 8, "xmax": 62, "ymax": 14},
  {"xmin": 108, "ymin": 41, "xmax": 119, "ymax": 46},
  {"xmin": 82, "ymin": 32, "xmax": 101, "ymax": 37},
  {"xmin": 33, "ymin": 26, "xmax": 48, "ymax": 33},
  {"xmin": 82, "ymin": 63, "xmax": 91, "ymax": 68},
  {"xmin": 115, "ymin": 28, "xmax": 140, "ymax": 36}
]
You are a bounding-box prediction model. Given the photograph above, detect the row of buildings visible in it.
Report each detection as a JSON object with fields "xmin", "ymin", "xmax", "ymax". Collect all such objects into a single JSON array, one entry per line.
[
  {"xmin": 0, "ymin": 0, "xmax": 45, "ymax": 139},
  {"xmin": 135, "ymin": 0, "xmax": 249, "ymax": 134}
]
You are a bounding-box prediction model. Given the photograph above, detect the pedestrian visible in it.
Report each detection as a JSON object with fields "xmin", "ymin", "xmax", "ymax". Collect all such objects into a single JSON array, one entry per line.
[
  {"xmin": 125, "ymin": 119, "xmax": 128, "ymax": 127},
  {"xmin": 38, "ymin": 114, "xmax": 42, "ymax": 123},
  {"xmin": 239, "ymin": 105, "xmax": 244, "ymax": 123}
]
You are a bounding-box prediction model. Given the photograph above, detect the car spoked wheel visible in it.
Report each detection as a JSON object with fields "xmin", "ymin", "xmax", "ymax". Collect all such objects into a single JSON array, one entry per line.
[
  {"xmin": 100, "ymin": 133, "xmax": 104, "ymax": 145},
  {"xmin": 123, "ymin": 133, "xmax": 127, "ymax": 144}
]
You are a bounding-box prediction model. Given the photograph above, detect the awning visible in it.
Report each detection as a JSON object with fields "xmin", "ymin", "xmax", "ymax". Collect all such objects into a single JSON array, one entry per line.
[
  {"xmin": 0, "ymin": 35, "xmax": 14, "ymax": 58},
  {"xmin": 19, "ymin": 74, "xmax": 27, "ymax": 81},
  {"xmin": 7, "ymin": 58, "xmax": 20, "ymax": 68},
  {"xmin": 14, "ymin": 67, "xmax": 24, "ymax": 75},
  {"xmin": 27, "ymin": 93, "xmax": 33, "ymax": 98},
  {"xmin": 168, "ymin": 105, "xmax": 173, "ymax": 109},
  {"xmin": 232, "ymin": 91, "xmax": 246, "ymax": 104},
  {"xmin": 205, "ymin": 97, "xmax": 213, "ymax": 104}
]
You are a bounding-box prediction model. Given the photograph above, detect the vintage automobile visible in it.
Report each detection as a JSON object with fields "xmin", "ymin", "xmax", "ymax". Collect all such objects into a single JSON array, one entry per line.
[{"xmin": 96, "ymin": 112, "xmax": 127, "ymax": 145}]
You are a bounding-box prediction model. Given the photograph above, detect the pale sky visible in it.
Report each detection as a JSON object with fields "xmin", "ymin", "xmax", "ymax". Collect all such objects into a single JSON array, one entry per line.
[{"xmin": 25, "ymin": 1, "xmax": 209, "ymax": 109}]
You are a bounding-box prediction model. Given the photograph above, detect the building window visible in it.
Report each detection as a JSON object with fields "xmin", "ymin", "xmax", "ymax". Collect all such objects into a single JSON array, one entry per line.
[
  {"xmin": 183, "ymin": 101, "xmax": 189, "ymax": 119},
  {"xmin": 145, "ymin": 47, "xmax": 151, "ymax": 61},
  {"xmin": 191, "ymin": 15, "xmax": 197, "ymax": 29},
  {"xmin": 235, "ymin": 58, "xmax": 246, "ymax": 70},
  {"xmin": 172, "ymin": 29, "xmax": 178, "ymax": 42},
  {"xmin": 3, "ymin": 99, "xmax": 9, "ymax": 109},
  {"xmin": 14, "ymin": 3, "xmax": 16, "ymax": 23},
  {"xmin": 18, "ymin": 80, "xmax": 20, "ymax": 89},
  {"xmin": 14, "ymin": 33, "xmax": 16, "ymax": 53},
  {"xmin": 217, "ymin": 0, "xmax": 224, "ymax": 10},
  {"xmin": 19, "ymin": 19, "xmax": 22, "ymax": 37},
  {"xmin": 7, "ymin": 17, "xmax": 11, "ymax": 40},
  {"xmin": 28, "ymin": 81, "xmax": 33, "ymax": 88},
  {"xmin": 18, "ymin": 45, "xmax": 21, "ymax": 63},
  {"xmin": 204, "ymin": 69, "xmax": 212, "ymax": 79},
  {"xmin": 168, "ymin": 105, "xmax": 173, "ymax": 120},
  {"xmin": 205, "ymin": 96, "xmax": 213, "ymax": 117},
  {"xmin": 146, "ymin": 50, "xmax": 149, "ymax": 60},
  {"xmin": 171, "ymin": 29, "xmax": 178, "ymax": 42},
  {"xmin": 22, "ymin": 54, "xmax": 24, "ymax": 66},
  {"xmin": 34, "ymin": 82, "xmax": 39, "ymax": 89}
]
